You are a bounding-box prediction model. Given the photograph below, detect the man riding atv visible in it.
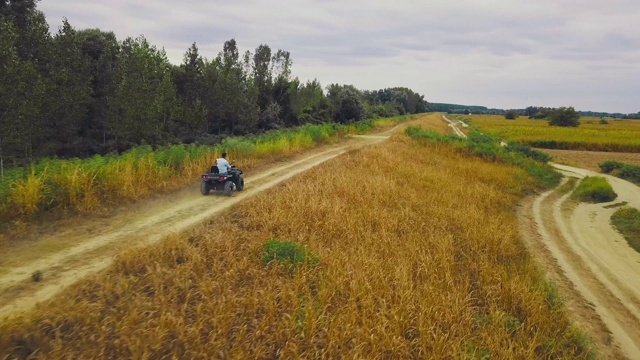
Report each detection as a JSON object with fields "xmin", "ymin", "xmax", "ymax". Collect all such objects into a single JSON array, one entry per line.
[
  {"xmin": 216, "ymin": 152, "xmax": 231, "ymax": 174},
  {"xmin": 200, "ymin": 152, "xmax": 245, "ymax": 196}
]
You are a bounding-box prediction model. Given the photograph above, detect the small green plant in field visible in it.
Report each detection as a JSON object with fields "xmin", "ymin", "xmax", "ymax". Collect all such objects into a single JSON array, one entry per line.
[
  {"xmin": 262, "ymin": 239, "xmax": 319, "ymax": 269},
  {"xmin": 599, "ymin": 118, "xmax": 609, "ymax": 125},
  {"xmin": 611, "ymin": 207, "xmax": 640, "ymax": 254},
  {"xmin": 571, "ymin": 177, "xmax": 617, "ymax": 203}
]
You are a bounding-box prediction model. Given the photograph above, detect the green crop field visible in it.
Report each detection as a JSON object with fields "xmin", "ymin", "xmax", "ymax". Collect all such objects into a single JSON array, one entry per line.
[{"xmin": 464, "ymin": 115, "xmax": 640, "ymax": 152}]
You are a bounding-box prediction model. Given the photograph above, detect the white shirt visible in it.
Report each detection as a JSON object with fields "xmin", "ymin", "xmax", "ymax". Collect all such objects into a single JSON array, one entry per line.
[{"xmin": 216, "ymin": 157, "xmax": 231, "ymax": 174}]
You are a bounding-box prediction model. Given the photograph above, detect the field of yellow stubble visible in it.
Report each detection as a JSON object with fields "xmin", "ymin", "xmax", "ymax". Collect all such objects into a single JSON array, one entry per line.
[
  {"xmin": 0, "ymin": 132, "xmax": 591, "ymax": 358},
  {"xmin": 466, "ymin": 115, "xmax": 640, "ymax": 152}
]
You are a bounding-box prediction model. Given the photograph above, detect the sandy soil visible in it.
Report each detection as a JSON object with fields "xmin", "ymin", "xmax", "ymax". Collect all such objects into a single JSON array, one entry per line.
[{"xmin": 0, "ymin": 131, "xmax": 397, "ymax": 319}]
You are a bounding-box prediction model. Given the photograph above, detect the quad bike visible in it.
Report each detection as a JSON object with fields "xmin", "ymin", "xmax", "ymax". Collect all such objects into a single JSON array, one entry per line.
[{"xmin": 200, "ymin": 163, "xmax": 244, "ymax": 196}]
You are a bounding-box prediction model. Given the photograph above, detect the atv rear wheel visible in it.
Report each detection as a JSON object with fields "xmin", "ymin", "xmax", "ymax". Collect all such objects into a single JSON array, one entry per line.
[
  {"xmin": 223, "ymin": 180, "xmax": 234, "ymax": 197},
  {"xmin": 200, "ymin": 180, "xmax": 211, "ymax": 195},
  {"xmin": 236, "ymin": 175, "xmax": 245, "ymax": 191}
]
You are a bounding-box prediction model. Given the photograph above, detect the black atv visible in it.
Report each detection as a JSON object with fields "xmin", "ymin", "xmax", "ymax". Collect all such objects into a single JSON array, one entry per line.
[{"xmin": 200, "ymin": 164, "xmax": 244, "ymax": 196}]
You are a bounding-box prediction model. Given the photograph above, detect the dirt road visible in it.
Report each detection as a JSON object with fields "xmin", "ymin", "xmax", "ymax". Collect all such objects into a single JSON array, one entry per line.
[
  {"xmin": 0, "ymin": 132, "xmax": 392, "ymax": 319},
  {"xmin": 528, "ymin": 164, "xmax": 640, "ymax": 359}
]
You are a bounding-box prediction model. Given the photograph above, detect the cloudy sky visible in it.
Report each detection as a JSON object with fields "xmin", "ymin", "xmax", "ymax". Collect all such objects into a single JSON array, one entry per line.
[{"xmin": 39, "ymin": 0, "xmax": 640, "ymax": 113}]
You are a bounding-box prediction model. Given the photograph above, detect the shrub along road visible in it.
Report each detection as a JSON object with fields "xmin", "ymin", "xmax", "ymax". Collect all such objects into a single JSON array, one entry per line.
[{"xmin": 0, "ymin": 129, "xmax": 399, "ymax": 319}]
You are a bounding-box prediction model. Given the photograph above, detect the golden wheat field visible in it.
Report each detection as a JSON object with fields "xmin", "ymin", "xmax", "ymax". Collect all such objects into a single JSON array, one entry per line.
[
  {"xmin": 465, "ymin": 115, "xmax": 640, "ymax": 152},
  {"xmin": 0, "ymin": 131, "xmax": 593, "ymax": 359}
]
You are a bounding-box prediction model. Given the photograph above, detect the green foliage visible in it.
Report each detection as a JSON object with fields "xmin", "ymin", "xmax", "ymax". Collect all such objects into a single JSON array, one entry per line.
[
  {"xmin": 599, "ymin": 161, "xmax": 640, "ymax": 185},
  {"xmin": 599, "ymin": 118, "xmax": 609, "ymax": 125},
  {"xmin": 599, "ymin": 160, "xmax": 624, "ymax": 173},
  {"xmin": 611, "ymin": 207, "xmax": 640, "ymax": 254},
  {"xmin": 571, "ymin": 177, "xmax": 617, "ymax": 203},
  {"xmin": 616, "ymin": 164, "xmax": 640, "ymax": 185},
  {"xmin": 108, "ymin": 36, "xmax": 178, "ymax": 145},
  {"xmin": 504, "ymin": 143, "xmax": 552, "ymax": 163},
  {"xmin": 363, "ymin": 87, "xmax": 428, "ymax": 115},
  {"xmin": 327, "ymin": 85, "xmax": 367, "ymax": 123},
  {"xmin": 262, "ymin": 239, "xmax": 319, "ymax": 269},
  {"xmin": 548, "ymin": 107, "xmax": 580, "ymax": 127},
  {"xmin": 504, "ymin": 110, "xmax": 519, "ymax": 120}
]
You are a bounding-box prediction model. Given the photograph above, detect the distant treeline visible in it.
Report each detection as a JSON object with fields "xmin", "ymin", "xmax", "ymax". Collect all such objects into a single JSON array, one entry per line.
[
  {"xmin": 429, "ymin": 103, "xmax": 504, "ymax": 115},
  {"xmin": 0, "ymin": 0, "xmax": 428, "ymax": 170},
  {"xmin": 430, "ymin": 103, "xmax": 640, "ymax": 119}
]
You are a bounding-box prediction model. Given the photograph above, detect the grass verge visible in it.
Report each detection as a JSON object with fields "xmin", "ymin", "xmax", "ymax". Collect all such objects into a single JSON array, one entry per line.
[
  {"xmin": 0, "ymin": 116, "xmax": 414, "ymax": 226},
  {"xmin": 611, "ymin": 207, "xmax": 640, "ymax": 254},
  {"xmin": 405, "ymin": 126, "xmax": 561, "ymax": 189}
]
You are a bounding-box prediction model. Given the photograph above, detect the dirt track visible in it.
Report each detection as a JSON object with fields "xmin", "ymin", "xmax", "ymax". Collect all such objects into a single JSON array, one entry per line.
[
  {"xmin": 529, "ymin": 164, "xmax": 640, "ymax": 359},
  {"xmin": 0, "ymin": 133, "xmax": 392, "ymax": 319}
]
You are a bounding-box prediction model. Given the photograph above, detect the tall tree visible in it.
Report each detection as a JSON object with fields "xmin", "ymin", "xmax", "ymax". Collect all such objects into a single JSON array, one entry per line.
[
  {"xmin": 173, "ymin": 42, "xmax": 207, "ymax": 138},
  {"xmin": 327, "ymin": 84, "xmax": 366, "ymax": 123},
  {"xmin": 0, "ymin": 18, "xmax": 44, "ymax": 172},
  {"xmin": 42, "ymin": 18, "xmax": 92, "ymax": 156},
  {"xmin": 107, "ymin": 36, "xmax": 178, "ymax": 146},
  {"xmin": 252, "ymin": 44, "xmax": 272, "ymax": 111},
  {"xmin": 77, "ymin": 28, "xmax": 120, "ymax": 148},
  {"xmin": 211, "ymin": 39, "xmax": 258, "ymax": 135}
]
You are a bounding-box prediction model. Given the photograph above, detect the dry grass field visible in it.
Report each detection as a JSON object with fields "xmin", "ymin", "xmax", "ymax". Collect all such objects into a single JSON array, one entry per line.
[
  {"xmin": 465, "ymin": 115, "xmax": 640, "ymax": 152},
  {"xmin": 0, "ymin": 124, "xmax": 593, "ymax": 358}
]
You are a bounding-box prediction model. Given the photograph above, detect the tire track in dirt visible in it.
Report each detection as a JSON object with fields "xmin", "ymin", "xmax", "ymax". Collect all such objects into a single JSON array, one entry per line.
[
  {"xmin": 0, "ymin": 133, "xmax": 393, "ymax": 319},
  {"xmin": 441, "ymin": 114, "xmax": 467, "ymax": 138}
]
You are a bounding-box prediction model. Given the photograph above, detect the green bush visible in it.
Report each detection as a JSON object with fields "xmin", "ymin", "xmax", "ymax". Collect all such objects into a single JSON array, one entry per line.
[
  {"xmin": 504, "ymin": 110, "xmax": 520, "ymax": 120},
  {"xmin": 548, "ymin": 107, "xmax": 580, "ymax": 127},
  {"xmin": 571, "ymin": 177, "xmax": 617, "ymax": 203},
  {"xmin": 599, "ymin": 160, "xmax": 624, "ymax": 173},
  {"xmin": 598, "ymin": 161, "xmax": 640, "ymax": 185},
  {"xmin": 616, "ymin": 164, "xmax": 640, "ymax": 184},
  {"xmin": 505, "ymin": 143, "xmax": 552, "ymax": 163},
  {"xmin": 262, "ymin": 239, "xmax": 319, "ymax": 269},
  {"xmin": 611, "ymin": 207, "xmax": 640, "ymax": 254}
]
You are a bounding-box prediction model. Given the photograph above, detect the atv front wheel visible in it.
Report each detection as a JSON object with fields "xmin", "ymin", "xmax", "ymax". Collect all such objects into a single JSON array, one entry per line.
[
  {"xmin": 223, "ymin": 180, "xmax": 234, "ymax": 197},
  {"xmin": 200, "ymin": 180, "xmax": 211, "ymax": 195}
]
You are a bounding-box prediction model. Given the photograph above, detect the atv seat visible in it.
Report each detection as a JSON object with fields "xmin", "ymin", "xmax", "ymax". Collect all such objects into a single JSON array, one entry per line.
[{"xmin": 210, "ymin": 165, "xmax": 219, "ymax": 174}]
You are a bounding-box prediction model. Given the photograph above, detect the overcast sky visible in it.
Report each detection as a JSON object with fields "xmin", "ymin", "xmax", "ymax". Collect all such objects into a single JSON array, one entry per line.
[{"xmin": 38, "ymin": 0, "xmax": 640, "ymax": 113}]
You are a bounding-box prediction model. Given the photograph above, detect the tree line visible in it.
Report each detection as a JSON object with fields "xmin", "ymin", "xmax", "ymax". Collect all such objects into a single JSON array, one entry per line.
[{"xmin": 0, "ymin": 0, "xmax": 428, "ymax": 172}]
